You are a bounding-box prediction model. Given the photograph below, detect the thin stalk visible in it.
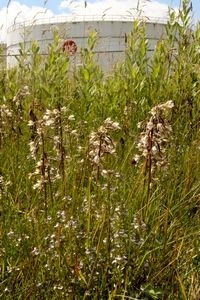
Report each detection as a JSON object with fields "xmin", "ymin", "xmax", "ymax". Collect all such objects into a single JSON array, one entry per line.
[
  {"xmin": 86, "ymin": 176, "xmax": 92, "ymax": 248},
  {"xmin": 41, "ymin": 133, "xmax": 48, "ymax": 218}
]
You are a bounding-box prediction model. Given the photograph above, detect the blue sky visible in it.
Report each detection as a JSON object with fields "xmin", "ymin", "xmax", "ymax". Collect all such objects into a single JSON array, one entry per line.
[
  {"xmin": 0, "ymin": 0, "xmax": 199, "ymax": 42},
  {"xmin": 1, "ymin": 0, "xmax": 199, "ymax": 16}
]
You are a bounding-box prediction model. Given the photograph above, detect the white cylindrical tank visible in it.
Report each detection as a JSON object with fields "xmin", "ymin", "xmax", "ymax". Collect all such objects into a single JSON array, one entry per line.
[{"xmin": 6, "ymin": 16, "xmax": 167, "ymax": 70}]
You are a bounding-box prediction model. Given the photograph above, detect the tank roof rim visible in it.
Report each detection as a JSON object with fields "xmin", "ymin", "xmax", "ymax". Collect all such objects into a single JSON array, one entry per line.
[{"xmin": 7, "ymin": 15, "xmax": 168, "ymax": 32}]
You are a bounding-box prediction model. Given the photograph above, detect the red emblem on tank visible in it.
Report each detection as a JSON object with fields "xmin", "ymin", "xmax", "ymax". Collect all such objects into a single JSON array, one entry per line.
[{"xmin": 62, "ymin": 39, "xmax": 77, "ymax": 55}]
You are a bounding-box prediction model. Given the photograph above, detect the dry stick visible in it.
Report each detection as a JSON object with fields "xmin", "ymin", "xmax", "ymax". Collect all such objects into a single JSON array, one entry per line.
[{"xmin": 142, "ymin": 128, "xmax": 153, "ymax": 217}]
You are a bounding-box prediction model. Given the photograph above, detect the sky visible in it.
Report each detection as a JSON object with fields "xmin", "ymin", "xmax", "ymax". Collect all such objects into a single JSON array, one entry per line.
[{"xmin": 0, "ymin": 0, "xmax": 199, "ymax": 42}]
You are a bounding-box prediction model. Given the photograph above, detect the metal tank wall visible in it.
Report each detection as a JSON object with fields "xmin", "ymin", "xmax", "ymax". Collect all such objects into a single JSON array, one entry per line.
[
  {"xmin": 0, "ymin": 43, "xmax": 7, "ymax": 69},
  {"xmin": 6, "ymin": 18, "xmax": 167, "ymax": 71}
]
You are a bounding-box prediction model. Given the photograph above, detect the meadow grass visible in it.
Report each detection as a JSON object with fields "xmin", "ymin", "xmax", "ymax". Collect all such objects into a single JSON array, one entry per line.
[{"xmin": 0, "ymin": 2, "xmax": 200, "ymax": 299}]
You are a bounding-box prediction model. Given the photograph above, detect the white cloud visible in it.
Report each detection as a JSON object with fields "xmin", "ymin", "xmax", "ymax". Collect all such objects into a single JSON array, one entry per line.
[
  {"xmin": 59, "ymin": 0, "xmax": 171, "ymax": 20},
  {"xmin": 0, "ymin": 1, "xmax": 54, "ymax": 42}
]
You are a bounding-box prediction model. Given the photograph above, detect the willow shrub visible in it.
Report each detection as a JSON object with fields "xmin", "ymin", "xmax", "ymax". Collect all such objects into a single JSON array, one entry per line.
[{"xmin": 0, "ymin": 1, "xmax": 200, "ymax": 299}]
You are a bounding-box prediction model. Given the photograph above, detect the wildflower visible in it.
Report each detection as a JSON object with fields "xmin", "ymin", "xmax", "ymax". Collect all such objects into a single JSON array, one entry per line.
[
  {"xmin": 28, "ymin": 120, "xmax": 35, "ymax": 127},
  {"xmin": 33, "ymin": 179, "xmax": 44, "ymax": 190},
  {"xmin": 61, "ymin": 106, "xmax": 67, "ymax": 112},
  {"xmin": 134, "ymin": 100, "xmax": 174, "ymax": 187},
  {"xmin": 31, "ymin": 247, "xmax": 39, "ymax": 256},
  {"xmin": 0, "ymin": 104, "xmax": 12, "ymax": 118},
  {"xmin": 103, "ymin": 117, "xmax": 121, "ymax": 131},
  {"xmin": 53, "ymin": 284, "xmax": 63, "ymax": 290},
  {"xmin": 150, "ymin": 100, "xmax": 174, "ymax": 116},
  {"xmin": 28, "ymin": 140, "xmax": 38, "ymax": 160},
  {"xmin": 112, "ymin": 255, "xmax": 124, "ymax": 264},
  {"xmin": 7, "ymin": 230, "xmax": 15, "ymax": 237},
  {"xmin": 70, "ymin": 129, "xmax": 78, "ymax": 136},
  {"xmin": 88, "ymin": 118, "xmax": 120, "ymax": 179},
  {"xmin": 68, "ymin": 114, "xmax": 75, "ymax": 121},
  {"xmin": 13, "ymin": 86, "xmax": 30, "ymax": 107},
  {"xmin": 0, "ymin": 175, "xmax": 11, "ymax": 199},
  {"xmin": 21, "ymin": 85, "xmax": 30, "ymax": 96}
]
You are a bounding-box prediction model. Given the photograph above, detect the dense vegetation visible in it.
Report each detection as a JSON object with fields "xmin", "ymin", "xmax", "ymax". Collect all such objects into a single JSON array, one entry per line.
[{"xmin": 0, "ymin": 2, "xmax": 200, "ymax": 299}]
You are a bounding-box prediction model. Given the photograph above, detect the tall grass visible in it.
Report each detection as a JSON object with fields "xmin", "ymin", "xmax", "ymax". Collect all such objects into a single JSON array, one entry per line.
[{"xmin": 0, "ymin": 1, "xmax": 200, "ymax": 299}]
